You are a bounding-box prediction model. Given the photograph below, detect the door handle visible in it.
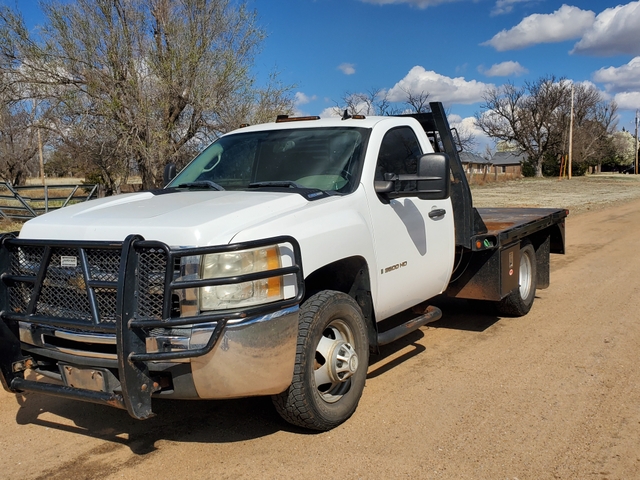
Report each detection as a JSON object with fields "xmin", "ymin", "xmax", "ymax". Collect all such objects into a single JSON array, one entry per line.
[{"xmin": 428, "ymin": 208, "xmax": 446, "ymax": 219}]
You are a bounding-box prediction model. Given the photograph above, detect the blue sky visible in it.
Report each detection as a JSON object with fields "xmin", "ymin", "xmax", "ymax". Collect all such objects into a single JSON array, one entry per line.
[
  {"xmin": 11, "ymin": 0, "xmax": 640, "ymax": 151},
  {"xmin": 251, "ymin": 0, "xmax": 640, "ymax": 150}
]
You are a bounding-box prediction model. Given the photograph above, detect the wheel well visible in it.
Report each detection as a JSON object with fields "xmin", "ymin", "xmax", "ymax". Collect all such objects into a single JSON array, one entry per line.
[{"xmin": 304, "ymin": 256, "xmax": 376, "ymax": 347}]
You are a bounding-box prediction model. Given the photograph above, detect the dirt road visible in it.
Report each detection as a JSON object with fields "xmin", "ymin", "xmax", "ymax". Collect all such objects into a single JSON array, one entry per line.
[{"xmin": 2, "ymin": 196, "xmax": 640, "ymax": 479}]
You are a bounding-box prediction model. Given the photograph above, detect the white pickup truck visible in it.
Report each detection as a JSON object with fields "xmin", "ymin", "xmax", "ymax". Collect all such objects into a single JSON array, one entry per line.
[{"xmin": 0, "ymin": 102, "xmax": 566, "ymax": 431}]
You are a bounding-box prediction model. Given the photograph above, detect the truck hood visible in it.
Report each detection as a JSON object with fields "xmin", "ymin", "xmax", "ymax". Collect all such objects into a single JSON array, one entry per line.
[{"xmin": 20, "ymin": 190, "xmax": 312, "ymax": 246}]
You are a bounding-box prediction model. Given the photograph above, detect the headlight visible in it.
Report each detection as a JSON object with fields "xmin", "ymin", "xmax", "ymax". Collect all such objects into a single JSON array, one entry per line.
[{"xmin": 199, "ymin": 245, "xmax": 284, "ymax": 311}]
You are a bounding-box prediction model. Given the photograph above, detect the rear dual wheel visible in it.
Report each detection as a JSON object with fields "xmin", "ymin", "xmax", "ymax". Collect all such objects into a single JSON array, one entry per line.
[
  {"xmin": 496, "ymin": 241, "xmax": 537, "ymax": 316},
  {"xmin": 272, "ymin": 291, "xmax": 369, "ymax": 431}
]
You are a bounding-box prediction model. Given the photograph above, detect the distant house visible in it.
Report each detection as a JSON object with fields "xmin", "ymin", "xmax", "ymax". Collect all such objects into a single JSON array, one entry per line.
[
  {"xmin": 459, "ymin": 152, "xmax": 491, "ymax": 182},
  {"xmin": 491, "ymin": 151, "xmax": 525, "ymax": 178}
]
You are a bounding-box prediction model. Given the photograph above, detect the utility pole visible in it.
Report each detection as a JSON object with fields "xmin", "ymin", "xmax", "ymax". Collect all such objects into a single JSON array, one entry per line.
[
  {"xmin": 37, "ymin": 128, "xmax": 45, "ymax": 186},
  {"xmin": 33, "ymin": 99, "xmax": 45, "ymax": 186},
  {"xmin": 568, "ymin": 84, "xmax": 574, "ymax": 179},
  {"xmin": 635, "ymin": 109, "xmax": 638, "ymax": 175}
]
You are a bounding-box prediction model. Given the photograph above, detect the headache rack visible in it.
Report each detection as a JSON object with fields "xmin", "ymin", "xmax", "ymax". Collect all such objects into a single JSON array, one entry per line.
[
  {"xmin": 0, "ymin": 234, "xmax": 304, "ymax": 419},
  {"xmin": 397, "ymin": 102, "xmax": 488, "ymax": 250}
]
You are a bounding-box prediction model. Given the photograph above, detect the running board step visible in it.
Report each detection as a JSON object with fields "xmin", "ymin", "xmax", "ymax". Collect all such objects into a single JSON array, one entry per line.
[{"xmin": 376, "ymin": 305, "xmax": 442, "ymax": 346}]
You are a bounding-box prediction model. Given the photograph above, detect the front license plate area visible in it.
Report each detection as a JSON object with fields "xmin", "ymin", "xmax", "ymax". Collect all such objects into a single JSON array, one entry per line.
[{"xmin": 59, "ymin": 364, "xmax": 110, "ymax": 392}]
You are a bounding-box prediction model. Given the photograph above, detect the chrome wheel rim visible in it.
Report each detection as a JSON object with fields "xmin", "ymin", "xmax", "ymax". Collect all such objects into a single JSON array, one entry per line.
[
  {"xmin": 314, "ymin": 319, "xmax": 359, "ymax": 404},
  {"xmin": 519, "ymin": 251, "xmax": 533, "ymax": 299}
]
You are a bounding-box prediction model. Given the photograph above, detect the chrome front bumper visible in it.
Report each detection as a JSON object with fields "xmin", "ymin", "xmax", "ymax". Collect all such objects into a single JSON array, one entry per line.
[
  {"xmin": 15, "ymin": 306, "xmax": 299, "ymax": 400},
  {"xmin": 192, "ymin": 306, "xmax": 298, "ymax": 398}
]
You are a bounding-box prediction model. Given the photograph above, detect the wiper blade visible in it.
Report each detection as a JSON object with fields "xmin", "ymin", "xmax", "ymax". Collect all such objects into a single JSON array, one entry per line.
[
  {"xmin": 248, "ymin": 181, "xmax": 307, "ymax": 189},
  {"xmin": 175, "ymin": 180, "xmax": 225, "ymax": 191},
  {"xmin": 248, "ymin": 181, "xmax": 331, "ymax": 201}
]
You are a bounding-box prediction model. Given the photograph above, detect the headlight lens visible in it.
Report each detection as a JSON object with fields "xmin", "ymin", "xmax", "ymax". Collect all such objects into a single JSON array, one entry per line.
[{"xmin": 199, "ymin": 245, "xmax": 283, "ymax": 310}]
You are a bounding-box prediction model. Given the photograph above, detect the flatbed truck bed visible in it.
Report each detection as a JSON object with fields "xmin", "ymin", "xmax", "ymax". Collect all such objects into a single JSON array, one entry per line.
[{"xmin": 477, "ymin": 207, "xmax": 567, "ymax": 252}]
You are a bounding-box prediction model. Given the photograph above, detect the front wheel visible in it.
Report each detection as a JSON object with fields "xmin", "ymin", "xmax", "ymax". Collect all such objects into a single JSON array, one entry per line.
[
  {"xmin": 496, "ymin": 241, "xmax": 537, "ymax": 317},
  {"xmin": 272, "ymin": 291, "xmax": 369, "ymax": 431}
]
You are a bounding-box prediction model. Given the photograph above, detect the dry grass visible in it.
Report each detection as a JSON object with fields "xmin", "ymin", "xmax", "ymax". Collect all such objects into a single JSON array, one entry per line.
[
  {"xmin": 0, "ymin": 217, "xmax": 24, "ymax": 234},
  {"xmin": 26, "ymin": 177, "xmax": 85, "ymax": 186},
  {"xmin": 471, "ymin": 174, "xmax": 640, "ymax": 215}
]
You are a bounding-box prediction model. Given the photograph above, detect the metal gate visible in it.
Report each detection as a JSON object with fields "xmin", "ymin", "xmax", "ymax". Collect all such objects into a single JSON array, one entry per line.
[{"xmin": 0, "ymin": 182, "xmax": 98, "ymax": 221}]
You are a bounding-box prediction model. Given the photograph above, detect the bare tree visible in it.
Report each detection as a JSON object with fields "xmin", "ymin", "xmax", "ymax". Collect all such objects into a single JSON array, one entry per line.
[
  {"xmin": 335, "ymin": 86, "xmax": 432, "ymax": 117},
  {"xmin": 332, "ymin": 88, "xmax": 397, "ymax": 117},
  {"xmin": 475, "ymin": 76, "xmax": 569, "ymax": 177},
  {"xmin": 452, "ymin": 125, "xmax": 476, "ymax": 153},
  {"xmin": 1, "ymin": 0, "xmax": 295, "ymax": 190},
  {"xmin": 560, "ymin": 84, "xmax": 617, "ymax": 172},
  {"xmin": 216, "ymin": 71, "xmax": 296, "ymax": 131},
  {"xmin": 476, "ymin": 76, "xmax": 618, "ymax": 177},
  {"xmin": 0, "ymin": 69, "xmax": 47, "ymax": 185},
  {"xmin": 0, "ymin": 102, "xmax": 38, "ymax": 185},
  {"xmin": 400, "ymin": 87, "xmax": 430, "ymax": 113}
]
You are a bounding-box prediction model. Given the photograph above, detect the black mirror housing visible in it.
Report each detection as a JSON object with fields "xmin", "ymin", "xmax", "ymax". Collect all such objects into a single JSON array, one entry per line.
[
  {"xmin": 416, "ymin": 152, "xmax": 450, "ymax": 200},
  {"xmin": 377, "ymin": 152, "xmax": 450, "ymax": 200}
]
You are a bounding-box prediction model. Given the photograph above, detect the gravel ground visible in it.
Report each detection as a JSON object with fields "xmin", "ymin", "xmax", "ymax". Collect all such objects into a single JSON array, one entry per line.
[{"xmin": 3, "ymin": 181, "xmax": 640, "ymax": 479}]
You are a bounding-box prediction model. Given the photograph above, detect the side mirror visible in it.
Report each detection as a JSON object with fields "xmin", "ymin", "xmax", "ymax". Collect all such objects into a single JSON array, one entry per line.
[
  {"xmin": 163, "ymin": 163, "xmax": 177, "ymax": 186},
  {"xmin": 416, "ymin": 152, "xmax": 450, "ymax": 200},
  {"xmin": 375, "ymin": 152, "xmax": 450, "ymax": 200}
]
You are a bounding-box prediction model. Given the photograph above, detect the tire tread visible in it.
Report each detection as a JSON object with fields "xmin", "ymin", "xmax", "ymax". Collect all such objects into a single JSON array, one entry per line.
[{"xmin": 272, "ymin": 291, "xmax": 368, "ymax": 431}]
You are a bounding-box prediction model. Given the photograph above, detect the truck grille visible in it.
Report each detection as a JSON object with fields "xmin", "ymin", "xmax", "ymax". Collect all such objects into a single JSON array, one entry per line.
[{"xmin": 6, "ymin": 242, "xmax": 167, "ymax": 329}]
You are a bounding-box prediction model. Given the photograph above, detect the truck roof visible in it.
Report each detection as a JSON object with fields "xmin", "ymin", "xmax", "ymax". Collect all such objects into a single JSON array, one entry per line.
[{"xmin": 228, "ymin": 115, "xmax": 406, "ymax": 134}]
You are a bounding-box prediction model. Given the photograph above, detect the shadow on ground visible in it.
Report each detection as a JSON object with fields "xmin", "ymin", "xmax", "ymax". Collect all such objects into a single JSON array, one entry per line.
[{"xmin": 367, "ymin": 296, "xmax": 501, "ymax": 379}]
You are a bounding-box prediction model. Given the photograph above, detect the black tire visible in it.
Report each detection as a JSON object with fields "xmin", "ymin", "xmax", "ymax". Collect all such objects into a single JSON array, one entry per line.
[
  {"xmin": 496, "ymin": 241, "xmax": 537, "ymax": 317},
  {"xmin": 272, "ymin": 290, "xmax": 369, "ymax": 431}
]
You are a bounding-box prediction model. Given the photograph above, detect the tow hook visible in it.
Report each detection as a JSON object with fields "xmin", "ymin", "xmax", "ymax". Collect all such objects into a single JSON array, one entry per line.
[{"xmin": 12, "ymin": 357, "xmax": 34, "ymax": 373}]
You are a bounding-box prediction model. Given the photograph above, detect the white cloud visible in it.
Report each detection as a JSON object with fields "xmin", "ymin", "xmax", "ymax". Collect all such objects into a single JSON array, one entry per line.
[
  {"xmin": 593, "ymin": 57, "xmax": 640, "ymax": 93},
  {"xmin": 592, "ymin": 57, "xmax": 640, "ymax": 110},
  {"xmin": 387, "ymin": 66, "xmax": 493, "ymax": 105},
  {"xmin": 294, "ymin": 92, "xmax": 317, "ymax": 105},
  {"xmin": 449, "ymin": 115, "xmax": 482, "ymax": 137},
  {"xmin": 613, "ymin": 91, "xmax": 640, "ymax": 110},
  {"xmin": 571, "ymin": 79, "xmax": 613, "ymax": 102},
  {"xmin": 482, "ymin": 5, "xmax": 595, "ymax": 51},
  {"xmin": 319, "ymin": 106, "xmax": 340, "ymax": 118},
  {"xmin": 359, "ymin": 0, "xmax": 459, "ymax": 8},
  {"xmin": 479, "ymin": 61, "xmax": 528, "ymax": 77},
  {"xmin": 338, "ymin": 63, "xmax": 356, "ymax": 75},
  {"xmin": 572, "ymin": 1, "xmax": 640, "ymax": 56},
  {"xmin": 448, "ymin": 114, "xmax": 494, "ymax": 154}
]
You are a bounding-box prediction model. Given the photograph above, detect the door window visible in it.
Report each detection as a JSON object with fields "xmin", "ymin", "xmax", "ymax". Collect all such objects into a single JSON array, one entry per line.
[{"xmin": 375, "ymin": 126, "xmax": 423, "ymax": 193}]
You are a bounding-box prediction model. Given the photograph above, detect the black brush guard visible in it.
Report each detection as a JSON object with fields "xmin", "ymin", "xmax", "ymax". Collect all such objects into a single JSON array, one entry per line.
[{"xmin": 0, "ymin": 234, "xmax": 304, "ymax": 419}]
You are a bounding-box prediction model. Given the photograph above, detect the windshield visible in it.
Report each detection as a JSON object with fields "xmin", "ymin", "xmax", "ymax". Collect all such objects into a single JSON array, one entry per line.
[{"xmin": 168, "ymin": 127, "xmax": 370, "ymax": 193}]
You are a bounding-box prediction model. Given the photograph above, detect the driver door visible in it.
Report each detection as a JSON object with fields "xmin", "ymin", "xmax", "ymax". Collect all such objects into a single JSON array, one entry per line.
[{"xmin": 366, "ymin": 126, "xmax": 455, "ymax": 320}]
